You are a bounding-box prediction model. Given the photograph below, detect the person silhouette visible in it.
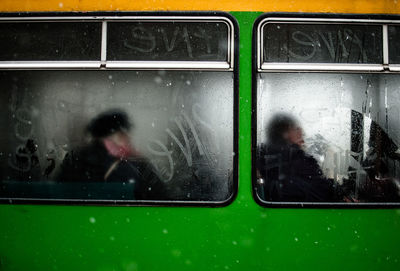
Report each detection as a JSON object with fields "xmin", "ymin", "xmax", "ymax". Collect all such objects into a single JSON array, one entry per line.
[
  {"xmin": 257, "ymin": 113, "xmax": 335, "ymax": 202},
  {"xmin": 57, "ymin": 109, "xmax": 166, "ymax": 200}
]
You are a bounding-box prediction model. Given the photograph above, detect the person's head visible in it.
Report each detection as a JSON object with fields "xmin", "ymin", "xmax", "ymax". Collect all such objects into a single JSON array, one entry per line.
[
  {"xmin": 86, "ymin": 109, "xmax": 135, "ymax": 158},
  {"xmin": 86, "ymin": 109, "xmax": 132, "ymax": 139},
  {"xmin": 266, "ymin": 113, "xmax": 304, "ymax": 146}
]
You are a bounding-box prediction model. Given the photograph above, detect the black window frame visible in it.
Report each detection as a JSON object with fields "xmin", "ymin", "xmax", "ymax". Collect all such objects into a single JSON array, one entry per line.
[
  {"xmin": 0, "ymin": 11, "xmax": 239, "ymax": 207},
  {"xmin": 252, "ymin": 13, "xmax": 400, "ymax": 208}
]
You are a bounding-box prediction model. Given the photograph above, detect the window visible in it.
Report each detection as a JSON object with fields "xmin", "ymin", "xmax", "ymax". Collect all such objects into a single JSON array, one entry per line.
[
  {"xmin": 0, "ymin": 14, "xmax": 238, "ymax": 205},
  {"xmin": 254, "ymin": 15, "xmax": 400, "ymax": 207}
]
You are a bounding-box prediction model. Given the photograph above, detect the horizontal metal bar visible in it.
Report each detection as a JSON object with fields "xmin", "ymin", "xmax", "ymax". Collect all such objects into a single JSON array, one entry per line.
[
  {"xmin": 0, "ymin": 61, "xmax": 233, "ymax": 70},
  {"xmin": 0, "ymin": 61, "xmax": 102, "ymax": 69},
  {"xmin": 260, "ymin": 63, "xmax": 384, "ymax": 72},
  {"xmin": 388, "ymin": 65, "xmax": 400, "ymax": 71},
  {"xmin": 106, "ymin": 61, "xmax": 231, "ymax": 70}
]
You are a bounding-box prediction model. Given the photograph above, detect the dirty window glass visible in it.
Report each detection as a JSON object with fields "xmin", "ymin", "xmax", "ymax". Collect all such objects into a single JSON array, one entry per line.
[
  {"xmin": 256, "ymin": 73, "xmax": 400, "ymax": 204},
  {"xmin": 389, "ymin": 25, "xmax": 400, "ymax": 64},
  {"xmin": 0, "ymin": 22, "xmax": 102, "ymax": 61},
  {"xmin": 0, "ymin": 71, "xmax": 234, "ymax": 202},
  {"xmin": 263, "ymin": 23, "xmax": 382, "ymax": 64},
  {"xmin": 107, "ymin": 22, "xmax": 229, "ymax": 61}
]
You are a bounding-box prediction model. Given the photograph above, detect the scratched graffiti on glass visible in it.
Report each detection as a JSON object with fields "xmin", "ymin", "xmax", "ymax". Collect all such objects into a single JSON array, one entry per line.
[
  {"xmin": 256, "ymin": 73, "xmax": 400, "ymax": 203},
  {"xmin": 0, "ymin": 71, "xmax": 234, "ymax": 201}
]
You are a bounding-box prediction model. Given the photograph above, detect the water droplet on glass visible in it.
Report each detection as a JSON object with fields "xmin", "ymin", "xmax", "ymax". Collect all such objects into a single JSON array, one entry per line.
[{"xmin": 154, "ymin": 76, "xmax": 162, "ymax": 84}]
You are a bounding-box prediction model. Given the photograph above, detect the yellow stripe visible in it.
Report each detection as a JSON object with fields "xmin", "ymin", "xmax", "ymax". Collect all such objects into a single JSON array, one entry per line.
[{"xmin": 1, "ymin": 0, "xmax": 400, "ymax": 14}]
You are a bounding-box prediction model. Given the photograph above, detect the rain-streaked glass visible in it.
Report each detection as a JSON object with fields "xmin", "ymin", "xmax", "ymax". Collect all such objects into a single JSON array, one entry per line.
[
  {"xmin": 256, "ymin": 73, "xmax": 400, "ymax": 203},
  {"xmin": 0, "ymin": 71, "xmax": 234, "ymax": 202}
]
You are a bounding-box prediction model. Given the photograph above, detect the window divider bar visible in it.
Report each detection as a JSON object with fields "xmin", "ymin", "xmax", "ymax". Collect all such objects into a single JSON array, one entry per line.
[
  {"xmin": 383, "ymin": 24, "xmax": 389, "ymax": 65},
  {"xmin": 101, "ymin": 21, "xmax": 107, "ymax": 63}
]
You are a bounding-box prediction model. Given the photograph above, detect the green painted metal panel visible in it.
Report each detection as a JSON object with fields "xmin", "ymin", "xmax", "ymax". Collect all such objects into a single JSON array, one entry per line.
[{"xmin": 0, "ymin": 12, "xmax": 400, "ymax": 271}]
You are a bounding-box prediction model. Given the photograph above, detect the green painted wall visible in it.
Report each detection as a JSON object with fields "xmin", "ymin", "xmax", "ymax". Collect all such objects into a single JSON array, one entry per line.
[{"xmin": 1, "ymin": 12, "xmax": 400, "ymax": 271}]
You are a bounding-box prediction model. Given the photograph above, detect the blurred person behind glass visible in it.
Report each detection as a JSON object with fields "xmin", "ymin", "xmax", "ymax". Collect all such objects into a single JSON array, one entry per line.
[
  {"xmin": 257, "ymin": 113, "xmax": 335, "ymax": 202},
  {"xmin": 57, "ymin": 109, "xmax": 166, "ymax": 200}
]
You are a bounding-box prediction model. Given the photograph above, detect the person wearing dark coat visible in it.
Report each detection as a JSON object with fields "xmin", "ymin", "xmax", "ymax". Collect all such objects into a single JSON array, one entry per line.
[
  {"xmin": 257, "ymin": 113, "xmax": 335, "ymax": 202},
  {"xmin": 57, "ymin": 109, "xmax": 166, "ymax": 200}
]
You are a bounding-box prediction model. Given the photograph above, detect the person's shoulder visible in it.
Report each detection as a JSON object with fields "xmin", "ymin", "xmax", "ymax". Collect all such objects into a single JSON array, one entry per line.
[
  {"xmin": 287, "ymin": 144, "xmax": 307, "ymax": 156},
  {"xmin": 263, "ymin": 142, "xmax": 286, "ymax": 153},
  {"xmin": 63, "ymin": 141, "xmax": 110, "ymax": 165}
]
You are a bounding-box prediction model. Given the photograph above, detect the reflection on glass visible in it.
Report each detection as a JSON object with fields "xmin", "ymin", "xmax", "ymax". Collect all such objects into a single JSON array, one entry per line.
[
  {"xmin": 256, "ymin": 73, "xmax": 400, "ymax": 203},
  {"xmin": 0, "ymin": 71, "xmax": 234, "ymax": 202}
]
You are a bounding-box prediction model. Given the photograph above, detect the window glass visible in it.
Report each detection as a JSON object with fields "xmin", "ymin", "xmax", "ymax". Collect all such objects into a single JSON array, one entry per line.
[
  {"xmin": 0, "ymin": 70, "xmax": 234, "ymax": 202},
  {"xmin": 256, "ymin": 73, "xmax": 400, "ymax": 203},
  {"xmin": 263, "ymin": 23, "xmax": 382, "ymax": 64},
  {"xmin": 389, "ymin": 25, "xmax": 400, "ymax": 64},
  {"xmin": 107, "ymin": 22, "xmax": 229, "ymax": 61},
  {"xmin": 0, "ymin": 22, "xmax": 102, "ymax": 61}
]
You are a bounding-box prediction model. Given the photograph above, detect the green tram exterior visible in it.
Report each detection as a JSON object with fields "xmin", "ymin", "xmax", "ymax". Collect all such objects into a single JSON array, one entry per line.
[{"xmin": 0, "ymin": 12, "xmax": 400, "ymax": 271}]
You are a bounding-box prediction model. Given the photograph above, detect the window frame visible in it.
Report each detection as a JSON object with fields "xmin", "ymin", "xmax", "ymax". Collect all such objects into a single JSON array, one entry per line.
[
  {"xmin": 0, "ymin": 11, "xmax": 239, "ymax": 207},
  {"xmin": 252, "ymin": 13, "xmax": 400, "ymax": 208},
  {"xmin": 0, "ymin": 14, "xmax": 235, "ymax": 71}
]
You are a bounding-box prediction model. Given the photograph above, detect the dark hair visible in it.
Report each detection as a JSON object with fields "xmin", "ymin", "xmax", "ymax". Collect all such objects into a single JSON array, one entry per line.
[
  {"xmin": 267, "ymin": 113, "xmax": 299, "ymax": 144},
  {"xmin": 86, "ymin": 109, "xmax": 132, "ymax": 138}
]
